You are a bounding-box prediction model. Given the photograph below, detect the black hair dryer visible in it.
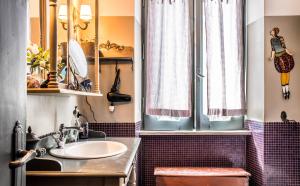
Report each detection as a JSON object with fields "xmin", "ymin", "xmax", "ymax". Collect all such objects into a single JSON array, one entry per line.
[{"xmin": 107, "ymin": 69, "xmax": 131, "ymax": 112}]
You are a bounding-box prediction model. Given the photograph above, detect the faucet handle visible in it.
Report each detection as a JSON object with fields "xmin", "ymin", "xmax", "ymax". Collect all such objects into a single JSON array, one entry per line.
[
  {"xmin": 52, "ymin": 133, "xmax": 65, "ymax": 149},
  {"xmin": 36, "ymin": 148, "xmax": 47, "ymax": 157},
  {"xmin": 59, "ymin": 124, "xmax": 65, "ymax": 140},
  {"xmin": 59, "ymin": 123, "xmax": 65, "ymax": 133}
]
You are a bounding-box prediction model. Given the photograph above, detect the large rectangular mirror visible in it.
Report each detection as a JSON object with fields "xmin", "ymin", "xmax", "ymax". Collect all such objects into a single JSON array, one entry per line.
[{"xmin": 27, "ymin": 0, "xmax": 100, "ymax": 95}]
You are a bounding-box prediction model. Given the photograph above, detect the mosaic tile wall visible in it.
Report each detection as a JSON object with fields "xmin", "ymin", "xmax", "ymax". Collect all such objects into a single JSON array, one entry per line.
[
  {"xmin": 246, "ymin": 120, "xmax": 264, "ymax": 186},
  {"xmin": 140, "ymin": 135, "xmax": 247, "ymax": 186},
  {"xmin": 246, "ymin": 120, "xmax": 300, "ymax": 186},
  {"xmin": 89, "ymin": 121, "xmax": 300, "ymax": 186},
  {"xmin": 89, "ymin": 122, "xmax": 141, "ymax": 137},
  {"xmin": 264, "ymin": 122, "xmax": 300, "ymax": 186}
]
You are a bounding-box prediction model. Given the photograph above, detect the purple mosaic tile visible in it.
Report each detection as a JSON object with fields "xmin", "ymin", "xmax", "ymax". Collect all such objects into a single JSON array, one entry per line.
[
  {"xmin": 246, "ymin": 120, "xmax": 264, "ymax": 186},
  {"xmin": 89, "ymin": 121, "xmax": 141, "ymax": 137},
  {"xmin": 135, "ymin": 121, "xmax": 142, "ymax": 137},
  {"xmin": 88, "ymin": 120, "xmax": 300, "ymax": 186},
  {"xmin": 246, "ymin": 120, "xmax": 300, "ymax": 186},
  {"xmin": 140, "ymin": 135, "xmax": 247, "ymax": 186},
  {"xmin": 264, "ymin": 122, "xmax": 300, "ymax": 186}
]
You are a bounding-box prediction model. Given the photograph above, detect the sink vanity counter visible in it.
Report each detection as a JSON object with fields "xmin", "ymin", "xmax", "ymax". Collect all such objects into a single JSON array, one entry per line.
[{"xmin": 27, "ymin": 137, "xmax": 141, "ymax": 186}]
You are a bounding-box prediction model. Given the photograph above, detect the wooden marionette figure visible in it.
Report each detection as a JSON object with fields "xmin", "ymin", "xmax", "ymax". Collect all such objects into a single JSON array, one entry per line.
[{"xmin": 270, "ymin": 27, "xmax": 295, "ymax": 100}]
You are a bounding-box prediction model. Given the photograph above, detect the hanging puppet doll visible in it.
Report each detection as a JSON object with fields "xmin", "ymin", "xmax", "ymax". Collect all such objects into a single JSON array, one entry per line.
[{"xmin": 270, "ymin": 27, "xmax": 295, "ymax": 100}]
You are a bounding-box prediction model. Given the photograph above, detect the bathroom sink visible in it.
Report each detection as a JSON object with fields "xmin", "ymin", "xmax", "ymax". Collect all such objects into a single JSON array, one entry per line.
[{"xmin": 49, "ymin": 141, "xmax": 127, "ymax": 159}]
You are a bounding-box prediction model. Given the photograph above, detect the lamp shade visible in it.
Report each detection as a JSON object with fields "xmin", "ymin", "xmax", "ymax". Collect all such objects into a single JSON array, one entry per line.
[
  {"xmin": 80, "ymin": 5, "xmax": 92, "ymax": 22},
  {"xmin": 58, "ymin": 5, "xmax": 68, "ymax": 21}
]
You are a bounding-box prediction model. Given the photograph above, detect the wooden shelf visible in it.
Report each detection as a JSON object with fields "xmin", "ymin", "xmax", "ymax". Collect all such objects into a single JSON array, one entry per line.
[
  {"xmin": 99, "ymin": 57, "xmax": 133, "ymax": 63},
  {"xmin": 99, "ymin": 57, "xmax": 134, "ymax": 71},
  {"xmin": 27, "ymin": 88, "xmax": 103, "ymax": 97}
]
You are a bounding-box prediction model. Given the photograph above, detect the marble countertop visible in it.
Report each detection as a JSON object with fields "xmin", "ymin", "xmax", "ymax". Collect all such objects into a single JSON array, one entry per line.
[{"xmin": 27, "ymin": 137, "xmax": 141, "ymax": 177}]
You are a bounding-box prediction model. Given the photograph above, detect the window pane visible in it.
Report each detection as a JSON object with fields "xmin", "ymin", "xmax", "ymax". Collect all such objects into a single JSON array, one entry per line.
[
  {"xmin": 145, "ymin": 0, "xmax": 193, "ymax": 119},
  {"xmin": 203, "ymin": 0, "xmax": 246, "ymax": 117},
  {"xmin": 199, "ymin": 0, "xmax": 245, "ymax": 130},
  {"xmin": 143, "ymin": 0, "xmax": 194, "ymax": 130}
]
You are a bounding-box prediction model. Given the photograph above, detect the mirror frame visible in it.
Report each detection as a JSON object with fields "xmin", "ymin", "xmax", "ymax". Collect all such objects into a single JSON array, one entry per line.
[
  {"xmin": 39, "ymin": 0, "xmax": 48, "ymax": 49},
  {"xmin": 48, "ymin": 0, "xmax": 59, "ymax": 88}
]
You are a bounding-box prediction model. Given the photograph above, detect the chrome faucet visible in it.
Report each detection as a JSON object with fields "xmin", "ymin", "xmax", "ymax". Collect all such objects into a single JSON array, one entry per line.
[
  {"xmin": 39, "ymin": 132, "xmax": 65, "ymax": 149},
  {"xmin": 59, "ymin": 124, "xmax": 80, "ymax": 144},
  {"xmin": 70, "ymin": 106, "xmax": 89, "ymax": 139},
  {"xmin": 38, "ymin": 125, "xmax": 80, "ymax": 150}
]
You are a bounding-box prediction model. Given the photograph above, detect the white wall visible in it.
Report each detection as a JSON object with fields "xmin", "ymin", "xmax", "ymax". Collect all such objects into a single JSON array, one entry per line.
[
  {"xmin": 27, "ymin": 96, "xmax": 79, "ymax": 136},
  {"xmin": 265, "ymin": 0, "xmax": 300, "ymax": 16},
  {"xmin": 247, "ymin": 0, "xmax": 264, "ymax": 25},
  {"xmin": 246, "ymin": 0, "xmax": 265, "ymax": 121},
  {"xmin": 247, "ymin": 18, "xmax": 265, "ymax": 121}
]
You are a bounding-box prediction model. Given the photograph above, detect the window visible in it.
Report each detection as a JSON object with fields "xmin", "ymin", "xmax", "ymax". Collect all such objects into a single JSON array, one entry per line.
[{"xmin": 143, "ymin": 0, "xmax": 246, "ymax": 130}]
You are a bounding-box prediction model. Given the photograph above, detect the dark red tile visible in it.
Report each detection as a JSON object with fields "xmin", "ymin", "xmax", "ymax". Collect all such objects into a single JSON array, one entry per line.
[{"xmin": 140, "ymin": 135, "xmax": 247, "ymax": 186}]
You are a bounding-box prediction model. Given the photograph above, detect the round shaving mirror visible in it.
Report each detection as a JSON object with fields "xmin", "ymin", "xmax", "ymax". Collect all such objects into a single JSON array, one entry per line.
[{"xmin": 69, "ymin": 39, "xmax": 88, "ymax": 78}]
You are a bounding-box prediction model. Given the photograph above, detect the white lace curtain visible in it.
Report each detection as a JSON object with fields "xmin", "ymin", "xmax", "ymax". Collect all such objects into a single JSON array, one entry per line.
[
  {"xmin": 145, "ymin": 0, "xmax": 192, "ymax": 118},
  {"xmin": 204, "ymin": 0, "xmax": 246, "ymax": 116}
]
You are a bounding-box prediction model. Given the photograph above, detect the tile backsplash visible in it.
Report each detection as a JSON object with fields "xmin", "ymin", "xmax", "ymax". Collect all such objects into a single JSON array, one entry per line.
[
  {"xmin": 246, "ymin": 120, "xmax": 264, "ymax": 186},
  {"xmin": 89, "ymin": 122, "xmax": 141, "ymax": 137},
  {"xmin": 246, "ymin": 120, "xmax": 300, "ymax": 186},
  {"xmin": 264, "ymin": 122, "xmax": 300, "ymax": 186}
]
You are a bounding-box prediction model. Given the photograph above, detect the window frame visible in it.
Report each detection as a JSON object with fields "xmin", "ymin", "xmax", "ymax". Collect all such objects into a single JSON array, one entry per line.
[{"xmin": 141, "ymin": 0, "xmax": 247, "ymax": 131}]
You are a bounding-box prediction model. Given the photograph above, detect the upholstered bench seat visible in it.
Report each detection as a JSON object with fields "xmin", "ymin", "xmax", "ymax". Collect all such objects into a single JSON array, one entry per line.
[{"xmin": 154, "ymin": 167, "xmax": 250, "ymax": 186}]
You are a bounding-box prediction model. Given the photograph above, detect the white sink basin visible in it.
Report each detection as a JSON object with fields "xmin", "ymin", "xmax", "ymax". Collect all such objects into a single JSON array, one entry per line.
[{"xmin": 50, "ymin": 141, "xmax": 127, "ymax": 159}]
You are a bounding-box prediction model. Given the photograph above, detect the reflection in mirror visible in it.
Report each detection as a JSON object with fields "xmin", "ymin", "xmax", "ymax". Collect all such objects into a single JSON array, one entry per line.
[
  {"xmin": 57, "ymin": 0, "xmax": 68, "ymax": 87},
  {"xmin": 27, "ymin": 0, "xmax": 50, "ymax": 88},
  {"xmin": 28, "ymin": 0, "xmax": 41, "ymax": 46},
  {"xmin": 57, "ymin": 0, "xmax": 97, "ymax": 92},
  {"xmin": 69, "ymin": 39, "xmax": 88, "ymax": 78},
  {"xmin": 27, "ymin": 0, "xmax": 48, "ymax": 48},
  {"xmin": 27, "ymin": 0, "xmax": 100, "ymax": 94}
]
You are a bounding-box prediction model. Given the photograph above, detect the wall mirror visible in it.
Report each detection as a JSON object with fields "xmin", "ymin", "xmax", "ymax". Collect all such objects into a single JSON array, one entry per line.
[
  {"xmin": 27, "ymin": 0, "xmax": 49, "ymax": 86},
  {"xmin": 27, "ymin": 0, "xmax": 101, "ymax": 96}
]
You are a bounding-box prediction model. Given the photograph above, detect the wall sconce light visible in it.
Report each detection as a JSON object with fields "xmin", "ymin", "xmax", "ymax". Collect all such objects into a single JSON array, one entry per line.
[{"xmin": 58, "ymin": 4, "xmax": 92, "ymax": 31}]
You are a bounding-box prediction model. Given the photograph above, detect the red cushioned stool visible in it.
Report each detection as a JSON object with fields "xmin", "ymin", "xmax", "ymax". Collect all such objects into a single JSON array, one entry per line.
[{"xmin": 154, "ymin": 167, "xmax": 250, "ymax": 186}]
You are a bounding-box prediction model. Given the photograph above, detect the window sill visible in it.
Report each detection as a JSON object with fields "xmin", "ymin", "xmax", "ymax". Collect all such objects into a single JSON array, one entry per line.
[{"xmin": 138, "ymin": 130, "xmax": 251, "ymax": 136}]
